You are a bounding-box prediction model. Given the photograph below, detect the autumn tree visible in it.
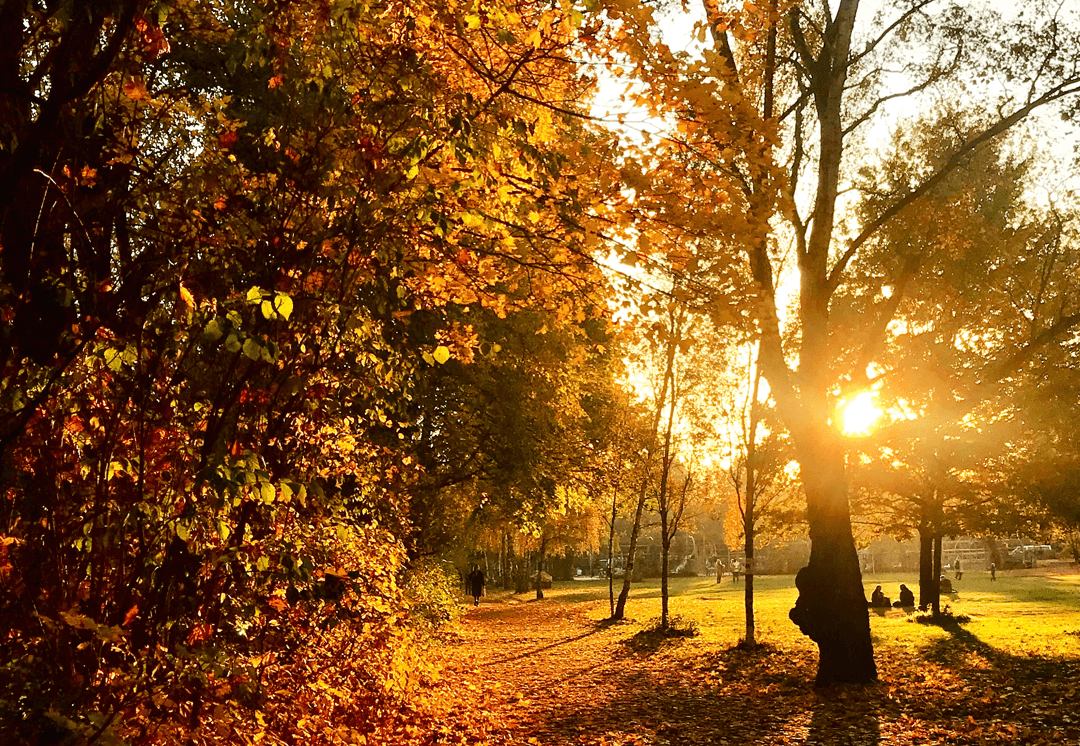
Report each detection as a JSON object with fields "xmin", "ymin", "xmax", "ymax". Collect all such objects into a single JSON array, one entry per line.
[
  {"xmin": 843, "ymin": 110, "xmax": 1080, "ymax": 613},
  {"xmin": 720, "ymin": 343, "xmax": 802, "ymax": 644},
  {"xmin": 577, "ymin": 373, "xmax": 654, "ymax": 614},
  {"xmin": 596, "ymin": 0, "xmax": 1080, "ymax": 683},
  {"xmin": 0, "ymin": 0, "xmax": 619, "ymax": 740}
]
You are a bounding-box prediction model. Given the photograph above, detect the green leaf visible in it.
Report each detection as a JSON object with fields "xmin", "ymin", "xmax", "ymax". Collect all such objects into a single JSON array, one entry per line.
[
  {"xmin": 433, "ymin": 345, "xmax": 451, "ymax": 364},
  {"xmin": 204, "ymin": 318, "xmax": 224, "ymax": 342},
  {"xmin": 226, "ymin": 333, "xmax": 242, "ymax": 353},
  {"xmin": 243, "ymin": 338, "xmax": 262, "ymax": 360},
  {"xmin": 259, "ymin": 482, "xmax": 275, "ymax": 504},
  {"xmin": 256, "ymin": 555, "xmax": 270, "ymax": 572}
]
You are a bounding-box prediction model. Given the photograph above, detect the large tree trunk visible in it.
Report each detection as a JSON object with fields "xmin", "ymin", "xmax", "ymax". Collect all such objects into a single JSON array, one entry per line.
[
  {"xmin": 788, "ymin": 435, "xmax": 876, "ymax": 686},
  {"xmin": 754, "ymin": 0, "xmax": 871, "ymax": 685}
]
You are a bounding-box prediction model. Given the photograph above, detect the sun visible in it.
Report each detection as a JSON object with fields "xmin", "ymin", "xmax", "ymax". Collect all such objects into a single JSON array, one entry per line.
[{"xmin": 840, "ymin": 392, "xmax": 882, "ymax": 435}]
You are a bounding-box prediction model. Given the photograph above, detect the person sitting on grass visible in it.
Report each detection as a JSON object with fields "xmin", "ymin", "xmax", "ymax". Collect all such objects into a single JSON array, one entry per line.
[
  {"xmin": 870, "ymin": 585, "xmax": 891, "ymax": 608},
  {"xmin": 939, "ymin": 574, "xmax": 954, "ymax": 594},
  {"xmin": 893, "ymin": 583, "xmax": 915, "ymax": 608}
]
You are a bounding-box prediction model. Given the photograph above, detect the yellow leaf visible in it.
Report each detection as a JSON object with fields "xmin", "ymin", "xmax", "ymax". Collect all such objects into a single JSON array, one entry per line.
[
  {"xmin": 179, "ymin": 283, "xmax": 195, "ymax": 310},
  {"xmin": 433, "ymin": 346, "xmax": 451, "ymax": 364}
]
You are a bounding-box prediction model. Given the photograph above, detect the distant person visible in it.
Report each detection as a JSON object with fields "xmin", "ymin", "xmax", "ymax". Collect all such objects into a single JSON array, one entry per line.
[
  {"xmin": 466, "ymin": 564, "xmax": 485, "ymax": 606},
  {"xmin": 870, "ymin": 584, "xmax": 890, "ymax": 608},
  {"xmin": 990, "ymin": 562, "xmax": 997, "ymax": 581},
  {"xmin": 954, "ymin": 558, "xmax": 963, "ymax": 580},
  {"xmin": 939, "ymin": 574, "xmax": 954, "ymax": 594},
  {"xmin": 732, "ymin": 559, "xmax": 741, "ymax": 582},
  {"xmin": 894, "ymin": 584, "xmax": 915, "ymax": 608},
  {"xmin": 715, "ymin": 560, "xmax": 724, "ymax": 584}
]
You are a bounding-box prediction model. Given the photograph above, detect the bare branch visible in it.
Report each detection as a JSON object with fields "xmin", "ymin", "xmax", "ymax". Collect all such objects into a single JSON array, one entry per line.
[{"xmin": 846, "ymin": 0, "xmax": 939, "ymax": 71}]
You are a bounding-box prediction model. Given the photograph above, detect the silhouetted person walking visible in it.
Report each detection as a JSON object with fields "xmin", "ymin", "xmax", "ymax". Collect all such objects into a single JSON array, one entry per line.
[{"xmin": 466, "ymin": 564, "xmax": 485, "ymax": 606}]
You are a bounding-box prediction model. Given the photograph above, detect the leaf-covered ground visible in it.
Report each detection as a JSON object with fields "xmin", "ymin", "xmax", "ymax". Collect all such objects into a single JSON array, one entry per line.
[{"xmin": 405, "ymin": 574, "xmax": 1080, "ymax": 745}]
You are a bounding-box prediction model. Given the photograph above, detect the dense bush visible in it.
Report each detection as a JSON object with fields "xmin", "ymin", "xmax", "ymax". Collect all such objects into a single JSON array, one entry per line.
[{"xmin": 402, "ymin": 560, "xmax": 464, "ymax": 633}]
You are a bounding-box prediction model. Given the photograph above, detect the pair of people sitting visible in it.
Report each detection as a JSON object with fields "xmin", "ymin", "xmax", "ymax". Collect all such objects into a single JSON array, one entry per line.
[{"xmin": 870, "ymin": 583, "xmax": 916, "ymax": 608}]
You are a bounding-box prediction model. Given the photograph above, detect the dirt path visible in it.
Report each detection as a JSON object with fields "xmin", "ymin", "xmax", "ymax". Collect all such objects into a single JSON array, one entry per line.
[{"xmin": 412, "ymin": 587, "xmax": 1080, "ymax": 746}]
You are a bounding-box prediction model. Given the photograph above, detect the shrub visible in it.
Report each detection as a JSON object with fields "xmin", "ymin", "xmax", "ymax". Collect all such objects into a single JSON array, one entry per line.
[{"xmin": 402, "ymin": 559, "xmax": 463, "ymax": 632}]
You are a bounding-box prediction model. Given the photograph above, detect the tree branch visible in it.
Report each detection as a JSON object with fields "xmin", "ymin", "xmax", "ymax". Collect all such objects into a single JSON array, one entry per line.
[{"xmin": 828, "ymin": 78, "xmax": 1080, "ymax": 293}]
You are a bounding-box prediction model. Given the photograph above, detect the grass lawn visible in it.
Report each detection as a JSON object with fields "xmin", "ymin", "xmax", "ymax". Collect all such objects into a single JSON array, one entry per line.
[{"xmin": 545, "ymin": 569, "xmax": 1080, "ymax": 659}]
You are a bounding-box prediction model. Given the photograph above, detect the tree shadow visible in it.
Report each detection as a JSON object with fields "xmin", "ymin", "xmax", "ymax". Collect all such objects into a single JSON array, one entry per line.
[
  {"xmin": 532, "ymin": 639, "xmax": 819, "ymax": 745},
  {"xmin": 482, "ymin": 627, "xmax": 601, "ymax": 665},
  {"xmin": 536, "ymin": 636, "xmax": 888, "ymax": 745},
  {"xmin": 805, "ymin": 689, "xmax": 882, "ymax": 746},
  {"xmin": 910, "ymin": 617, "xmax": 1080, "ymax": 739},
  {"xmin": 622, "ymin": 627, "xmax": 690, "ymax": 655},
  {"xmin": 919, "ymin": 615, "xmax": 1072, "ymax": 680}
]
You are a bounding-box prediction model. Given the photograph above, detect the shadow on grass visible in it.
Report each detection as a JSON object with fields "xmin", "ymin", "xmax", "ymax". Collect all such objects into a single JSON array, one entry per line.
[
  {"xmin": 483, "ymin": 626, "xmax": 602, "ymax": 665},
  {"xmin": 920, "ymin": 615, "xmax": 1077, "ymax": 682},
  {"xmin": 622, "ymin": 618, "xmax": 699, "ymax": 655},
  {"xmin": 806, "ymin": 690, "xmax": 882, "ymax": 746}
]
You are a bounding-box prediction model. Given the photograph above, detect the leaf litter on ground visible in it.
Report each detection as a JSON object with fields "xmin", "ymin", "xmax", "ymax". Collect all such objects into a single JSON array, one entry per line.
[{"xmin": 393, "ymin": 585, "xmax": 1080, "ymax": 746}]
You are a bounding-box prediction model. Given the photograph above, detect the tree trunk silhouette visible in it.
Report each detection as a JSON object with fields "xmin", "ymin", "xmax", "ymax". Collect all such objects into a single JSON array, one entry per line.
[
  {"xmin": 535, "ymin": 538, "xmax": 547, "ymax": 600},
  {"xmin": 932, "ymin": 532, "xmax": 943, "ymax": 617},
  {"xmin": 918, "ymin": 521, "xmax": 934, "ymax": 609},
  {"xmin": 787, "ymin": 433, "xmax": 876, "ymax": 686},
  {"xmin": 607, "ymin": 486, "xmax": 617, "ymax": 618},
  {"xmin": 613, "ymin": 312, "xmax": 677, "ymax": 622},
  {"xmin": 612, "ymin": 483, "xmax": 646, "ymax": 620}
]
